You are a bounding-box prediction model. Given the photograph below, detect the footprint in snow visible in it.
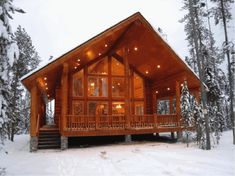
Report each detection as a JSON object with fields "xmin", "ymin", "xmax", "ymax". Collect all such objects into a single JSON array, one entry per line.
[{"xmin": 100, "ymin": 151, "xmax": 107, "ymax": 159}]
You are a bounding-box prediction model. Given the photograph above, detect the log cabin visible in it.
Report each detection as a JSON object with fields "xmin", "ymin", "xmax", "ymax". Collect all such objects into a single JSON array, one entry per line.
[{"xmin": 21, "ymin": 12, "xmax": 201, "ymax": 151}]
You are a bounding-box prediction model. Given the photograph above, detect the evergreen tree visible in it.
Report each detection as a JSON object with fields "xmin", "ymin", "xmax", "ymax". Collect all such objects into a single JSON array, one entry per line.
[
  {"xmin": 0, "ymin": 0, "xmax": 24, "ymax": 143},
  {"xmin": 210, "ymin": 0, "xmax": 235, "ymax": 145},
  {"xmin": 7, "ymin": 25, "xmax": 40, "ymax": 141}
]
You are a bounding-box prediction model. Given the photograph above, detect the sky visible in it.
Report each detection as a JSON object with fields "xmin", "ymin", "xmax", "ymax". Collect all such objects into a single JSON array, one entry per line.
[{"xmin": 10, "ymin": 0, "xmax": 235, "ymax": 66}]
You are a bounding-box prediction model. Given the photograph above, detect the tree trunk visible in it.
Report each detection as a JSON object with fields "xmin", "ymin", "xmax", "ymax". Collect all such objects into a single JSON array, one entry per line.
[{"xmin": 220, "ymin": 0, "xmax": 235, "ymax": 145}]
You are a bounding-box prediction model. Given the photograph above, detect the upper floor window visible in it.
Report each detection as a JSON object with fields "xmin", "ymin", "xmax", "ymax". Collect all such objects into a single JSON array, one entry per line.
[
  {"xmin": 134, "ymin": 73, "xmax": 144, "ymax": 98},
  {"xmin": 88, "ymin": 76, "xmax": 108, "ymax": 97},
  {"xmin": 88, "ymin": 57, "xmax": 108, "ymax": 75},
  {"xmin": 73, "ymin": 69, "xmax": 83, "ymax": 97},
  {"xmin": 111, "ymin": 57, "xmax": 124, "ymax": 76}
]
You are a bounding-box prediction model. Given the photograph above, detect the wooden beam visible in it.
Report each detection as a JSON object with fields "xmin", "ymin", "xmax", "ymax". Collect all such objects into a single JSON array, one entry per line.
[
  {"xmin": 61, "ymin": 63, "xmax": 69, "ymax": 134},
  {"xmin": 123, "ymin": 46, "xmax": 131, "ymax": 128},
  {"xmin": 30, "ymin": 85, "xmax": 39, "ymax": 137},
  {"xmin": 175, "ymin": 81, "xmax": 181, "ymax": 125}
]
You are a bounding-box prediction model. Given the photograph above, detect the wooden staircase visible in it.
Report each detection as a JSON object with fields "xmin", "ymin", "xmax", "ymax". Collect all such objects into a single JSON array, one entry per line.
[{"xmin": 38, "ymin": 125, "xmax": 61, "ymax": 149}]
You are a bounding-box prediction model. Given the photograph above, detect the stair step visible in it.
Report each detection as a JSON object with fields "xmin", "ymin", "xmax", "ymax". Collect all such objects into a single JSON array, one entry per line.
[
  {"xmin": 38, "ymin": 127, "xmax": 61, "ymax": 149},
  {"xmin": 38, "ymin": 145, "xmax": 60, "ymax": 149},
  {"xmin": 38, "ymin": 141, "xmax": 60, "ymax": 145}
]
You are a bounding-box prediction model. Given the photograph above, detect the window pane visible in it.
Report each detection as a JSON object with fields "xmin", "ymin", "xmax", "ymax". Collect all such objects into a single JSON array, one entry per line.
[
  {"xmin": 135, "ymin": 101, "xmax": 144, "ymax": 115},
  {"xmin": 134, "ymin": 73, "xmax": 144, "ymax": 98},
  {"xmin": 72, "ymin": 101, "xmax": 84, "ymax": 115},
  {"xmin": 88, "ymin": 77, "xmax": 108, "ymax": 97},
  {"xmin": 157, "ymin": 100, "xmax": 170, "ymax": 115},
  {"xmin": 88, "ymin": 57, "xmax": 108, "ymax": 75},
  {"xmin": 112, "ymin": 77, "xmax": 125, "ymax": 97},
  {"xmin": 88, "ymin": 101, "xmax": 108, "ymax": 115},
  {"xmin": 73, "ymin": 69, "xmax": 83, "ymax": 96},
  {"xmin": 111, "ymin": 57, "xmax": 124, "ymax": 76},
  {"xmin": 112, "ymin": 102, "xmax": 125, "ymax": 115}
]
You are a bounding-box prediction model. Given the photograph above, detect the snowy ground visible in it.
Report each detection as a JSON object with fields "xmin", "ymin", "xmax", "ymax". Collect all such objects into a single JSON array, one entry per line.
[{"xmin": 0, "ymin": 132, "xmax": 234, "ymax": 176}]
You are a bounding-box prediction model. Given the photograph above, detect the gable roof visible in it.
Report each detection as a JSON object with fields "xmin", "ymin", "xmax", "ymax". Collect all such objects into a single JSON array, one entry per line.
[{"xmin": 21, "ymin": 12, "xmax": 201, "ymax": 98}]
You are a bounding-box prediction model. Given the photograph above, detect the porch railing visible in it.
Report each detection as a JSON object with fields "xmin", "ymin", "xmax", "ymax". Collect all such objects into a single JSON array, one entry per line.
[{"xmin": 65, "ymin": 114, "xmax": 179, "ymax": 131}]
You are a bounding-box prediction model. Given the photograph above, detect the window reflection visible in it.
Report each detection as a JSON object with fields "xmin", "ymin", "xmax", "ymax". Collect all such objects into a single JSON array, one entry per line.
[
  {"xmin": 112, "ymin": 102, "xmax": 125, "ymax": 115},
  {"xmin": 88, "ymin": 77, "xmax": 108, "ymax": 97},
  {"xmin": 88, "ymin": 57, "xmax": 108, "ymax": 75},
  {"xmin": 134, "ymin": 73, "xmax": 144, "ymax": 98},
  {"xmin": 111, "ymin": 57, "xmax": 124, "ymax": 76},
  {"xmin": 112, "ymin": 77, "xmax": 125, "ymax": 97},
  {"xmin": 73, "ymin": 69, "xmax": 83, "ymax": 96},
  {"xmin": 88, "ymin": 101, "xmax": 108, "ymax": 115}
]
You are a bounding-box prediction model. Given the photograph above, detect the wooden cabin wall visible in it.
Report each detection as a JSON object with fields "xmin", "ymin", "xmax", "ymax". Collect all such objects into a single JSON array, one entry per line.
[{"xmin": 144, "ymin": 80, "xmax": 153, "ymax": 114}]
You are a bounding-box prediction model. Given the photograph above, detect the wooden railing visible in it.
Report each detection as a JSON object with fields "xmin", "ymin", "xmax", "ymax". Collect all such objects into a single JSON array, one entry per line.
[{"xmin": 65, "ymin": 114, "xmax": 179, "ymax": 131}]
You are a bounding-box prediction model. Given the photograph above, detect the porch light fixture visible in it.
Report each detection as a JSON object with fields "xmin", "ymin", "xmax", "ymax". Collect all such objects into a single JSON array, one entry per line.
[
  {"xmin": 157, "ymin": 65, "xmax": 160, "ymax": 68},
  {"xmin": 167, "ymin": 87, "xmax": 170, "ymax": 91},
  {"xmin": 145, "ymin": 70, "xmax": 149, "ymax": 74},
  {"xmin": 134, "ymin": 47, "xmax": 138, "ymax": 51}
]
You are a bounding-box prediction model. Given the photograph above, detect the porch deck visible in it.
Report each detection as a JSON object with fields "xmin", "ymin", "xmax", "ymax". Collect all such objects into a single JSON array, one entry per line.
[{"xmin": 62, "ymin": 114, "xmax": 183, "ymax": 137}]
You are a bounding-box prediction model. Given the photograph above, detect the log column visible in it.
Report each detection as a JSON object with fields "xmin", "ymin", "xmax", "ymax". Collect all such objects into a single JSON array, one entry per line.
[
  {"xmin": 61, "ymin": 63, "xmax": 69, "ymax": 149},
  {"xmin": 175, "ymin": 81, "xmax": 181, "ymax": 125},
  {"xmin": 123, "ymin": 47, "xmax": 131, "ymax": 129},
  {"xmin": 30, "ymin": 85, "xmax": 39, "ymax": 152}
]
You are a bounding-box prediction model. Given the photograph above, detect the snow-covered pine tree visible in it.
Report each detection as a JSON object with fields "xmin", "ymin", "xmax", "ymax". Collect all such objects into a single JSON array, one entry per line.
[
  {"xmin": 210, "ymin": 0, "xmax": 235, "ymax": 145},
  {"xmin": 180, "ymin": 0, "xmax": 211, "ymax": 149},
  {"xmin": 6, "ymin": 26, "xmax": 41, "ymax": 141},
  {"xmin": 0, "ymin": 0, "xmax": 24, "ymax": 143},
  {"xmin": 180, "ymin": 81, "xmax": 194, "ymax": 147}
]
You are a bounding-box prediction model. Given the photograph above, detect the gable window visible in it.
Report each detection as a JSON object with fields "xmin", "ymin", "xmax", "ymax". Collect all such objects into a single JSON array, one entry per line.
[
  {"xmin": 88, "ymin": 57, "xmax": 108, "ymax": 75},
  {"xmin": 88, "ymin": 76, "xmax": 108, "ymax": 97},
  {"xmin": 111, "ymin": 57, "xmax": 124, "ymax": 76},
  {"xmin": 73, "ymin": 69, "xmax": 83, "ymax": 97}
]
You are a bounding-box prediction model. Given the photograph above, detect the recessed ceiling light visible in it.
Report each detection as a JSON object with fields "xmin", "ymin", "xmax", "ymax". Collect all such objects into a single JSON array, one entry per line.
[
  {"xmin": 74, "ymin": 66, "xmax": 77, "ymax": 69},
  {"xmin": 105, "ymin": 44, "xmax": 108, "ymax": 47},
  {"xmin": 145, "ymin": 70, "xmax": 149, "ymax": 74},
  {"xmin": 156, "ymin": 91, "xmax": 158, "ymax": 94},
  {"xmin": 181, "ymin": 84, "xmax": 183, "ymax": 87},
  {"xmin": 157, "ymin": 65, "xmax": 160, "ymax": 68},
  {"xmin": 45, "ymin": 83, "xmax": 47, "ymax": 86},
  {"xmin": 44, "ymin": 77, "xmax": 47, "ymax": 80},
  {"xmin": 47, "ymin": 94, "xmax": 50, "ymax": 97},
  {"xmin": 134, "ymin": 47, "xmax": 138, "ymax": 51},
  {"xmin": 77, "ymin": 59, "xmax": 80, "ymax": 62},
  {"xmin": 77, "ymin": 63, "xmax": 80, "ymax": 66},
  {"xmin": 167, "ymin": 87, "xmax": 170, "ymax": 91},
  {"xmin": 99, "ymin": 53, "xmax": 101, "ymax": 56},
  {"xmin": 46, "ymin": 87, "xmax": 48, "ymax": 90}
]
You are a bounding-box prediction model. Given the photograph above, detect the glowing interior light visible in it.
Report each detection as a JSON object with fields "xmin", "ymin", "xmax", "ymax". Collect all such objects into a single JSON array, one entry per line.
[
  {"xmin": 157, "ymin": 65, "xmax": 161, "ymax": 68},
  {"xmin": 90, "ymin": 82, "xmax": 95, "ymax": 86},
  {"xmin": 117, "ymin": 82, "xmax": 120, "ymax": 86},
  {"xmin": 116, "ymin": 104, "xmax": 122, "ymax": 109},
  {"xmin": 47, "ymin": 94, "xmax": 50, "ymax": 97}
]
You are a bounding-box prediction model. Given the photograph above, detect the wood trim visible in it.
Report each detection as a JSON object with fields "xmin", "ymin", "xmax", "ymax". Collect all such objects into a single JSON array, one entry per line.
[
  {"xmin": 175, "ymin": 81, "xmax": 181, "ymax": 123},
  {"xmin": 30, "ymin": 85, "xmax": 39, "ymax": 137}
]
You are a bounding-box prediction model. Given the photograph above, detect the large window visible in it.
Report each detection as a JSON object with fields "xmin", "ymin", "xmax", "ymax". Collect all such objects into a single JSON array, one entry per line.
[
  {"xmin": 88, "ymin": 76, "xmax": 108, "ymax": 97},
  {"xmin": 157, "ymin": 100, "xmax": 170, "ymax": 115},
  {"xmin": 134, "ymin": 101, "xmax": 144, "ymax": 115},
  {"xmin": 112, "ymin": 77, "xmax": 125, "ymax": 97},
  {"xmin": 73, "ymin": 69, "xmax": 83, "ymax": 96},
  {"xmin": 111, "ymin": 57, "xmax": 124, "ymax": 76},
  {"xmin": 88, "ymin": 57, "xmax": 108, "ymax": 75},
  {"xmin": 134, "ymin": 73, "xmax": 144, "ymax": 98},
  {"xmin": 72, "ymin": 101, "xmax": 84, "ymax": 115},
  {"xmin": 112, "ymin": 102, "xmax": 125, "ymax": 115},
  {"xmin": 88, "ymin": 101, "xmax": 108, "ymax": 115}
]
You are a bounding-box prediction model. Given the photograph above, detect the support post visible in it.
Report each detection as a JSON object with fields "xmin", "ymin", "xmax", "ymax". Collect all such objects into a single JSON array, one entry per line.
[
  {"xmin": 123, "ymin": 47, "xmax": 130, "ymax": 128},
  {"xmin": 171, "ymin": 132, "xmax": 175, "ymax": 140},
  {"xmin": 125, "ymin": 135, "xmax": 132, "ymax": 143},
  {"xmin": 61, "ymin": 63, "xmax": 69, "ymax": 134},
  {"xmin": 30, "ymin": 85, "xmax": 39, "ymax": 151},
  {"xmin": 175, "ymin": 81, "xmax": 181, "ymax": 126},
  {"xmin": 61, "ymin": 136, "xmax": 68, "ymax": 150}
]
